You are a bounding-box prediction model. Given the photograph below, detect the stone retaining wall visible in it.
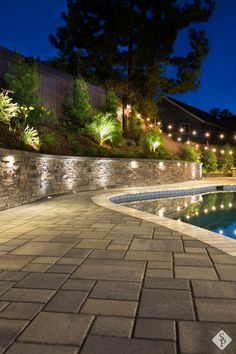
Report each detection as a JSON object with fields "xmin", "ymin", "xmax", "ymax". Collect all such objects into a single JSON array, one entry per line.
[{"xmin": 0, "ymin": 149, "xmax": 202, "ymax": 210}]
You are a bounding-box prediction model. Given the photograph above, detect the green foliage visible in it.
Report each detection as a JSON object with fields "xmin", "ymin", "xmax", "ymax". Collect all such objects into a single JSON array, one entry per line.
[
  {"xmin": 126, "ymin": 107, "xmax": 144, "ymax": 143},
  {"xmin": 21, "ymin": 125, "xmax": 41, "ymax": 150},
  {"xmin": 10, "ymin": 106, "xmax": 34, "ymax": 132},
  {"xmin": 142, "ymin": 128, "xmax": 163, "ymax": 152},
  {"xmin": 201, "ymin": 149, "xmax": 218, "ymax": 173},
  {"xmin": 49, "ymin": 0, "xmax": 214, "ymax": 112},
  {"xmin": 4, "ymin": 57, "xmax": 40, "ymax": 107},
  {"xmin": 0, "ymin": 90, "xmax": 19, "ymax": 125},
  {"xmin": 29, "ymin": 106, "xmax": 58, "ymax": 127},
  {"xmin": 65, "ymin": 78, "xmax": 91, "ymax": 129},
  {"xmin": 43, "ymin": 132, "xmax": 57, "ymax": 147},
  {"xmin": 220, "ymin": 144, "xmax": 234, "ymax": 173},
  {"xmin": 104, "ymin": 90, "xmax": 120, "ymax": 118},
  {"xmin": 85, "ymin": 112, "xmax": 121, "ymax": 146},
  {"xmin": 181, "ymin": 142, "xmax": 201, "ymax": 162},
  {"xmin": 155, "ymin": 146, "xmax": 176, "ymax": 160}
]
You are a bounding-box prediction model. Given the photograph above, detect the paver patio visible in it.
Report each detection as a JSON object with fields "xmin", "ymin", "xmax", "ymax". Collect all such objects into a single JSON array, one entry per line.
[{"xmin": 0, "ymin": 190, "xmax": 235, "ymax": 353}]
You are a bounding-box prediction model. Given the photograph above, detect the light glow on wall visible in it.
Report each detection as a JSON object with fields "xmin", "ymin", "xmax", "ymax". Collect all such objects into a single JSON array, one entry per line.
[{"xmin": 130, "ymin": 160, "xmax": 139, "ymax": 169}]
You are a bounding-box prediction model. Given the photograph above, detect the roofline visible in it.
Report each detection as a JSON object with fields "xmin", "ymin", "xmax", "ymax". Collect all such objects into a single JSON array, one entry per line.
[{"xmin": 163, "ymin": 97, "xmax": 227, "ymax": 130}]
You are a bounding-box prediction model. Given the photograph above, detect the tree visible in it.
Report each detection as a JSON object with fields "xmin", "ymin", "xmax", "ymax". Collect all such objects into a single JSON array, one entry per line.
[
  {"xmin": 210, "ymin": 108, "xmax": 233, "ymax": 120},
  {"xmin": 49, "ymin": 0, "xmax": 214, "ymax": 117},
  {"xmin": 4, "ymin": 57, "xmax": 40, "ymax": 107}
]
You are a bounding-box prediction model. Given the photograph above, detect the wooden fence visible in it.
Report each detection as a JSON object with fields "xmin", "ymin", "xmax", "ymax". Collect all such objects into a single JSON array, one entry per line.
[{"xmin": 0, "ymin": 46, "xmax": 106, "ymax": 118}]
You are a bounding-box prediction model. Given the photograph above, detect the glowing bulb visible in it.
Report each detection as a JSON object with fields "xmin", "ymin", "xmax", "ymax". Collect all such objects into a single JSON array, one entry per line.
[
  {"xmin": 221, "ymin": 150, "xmax": 224, "ymax": 154},
  {"xmin": 234, "ymin": 229, "xmax": 236, "ymax": 235},
  {"xmin": 212, "ymin": 148, "xmax": 216, "ymax": 152},
  {"xmin": 168, "ymin": 133, "xmax": 172, "ymax": 137},
  {"xmin": 177, "ymin": 137, "xmax": 181, "ymax": 141},
  {"xmin": 147, "ymin": 118, "xmax": 150, "ymax": 122},
  {"xmin": 157, "ymin": 121, "xmax": 161, "ymax": 125},
  {"xmin": 186, "ymin": 215, "xmax": 190, "ymax": 219},
  {"xmin": 177, "ymin": 206, "xmax": 180, "ymax": 211},
  {"xmin": 229, "ymin": 203, "xmax": 232, "ymax": 207},
  {"xmin": 205, "ymin": 132, "xmax": 210, "ymax": 138},
  {"xmin": 196, "ymin": 144, "xmax": 199, "ymax": 148},
  {"xmin": 220, "ymin": 204, "xmax": 224, "ymax": 209},
  {"xmin": 204, "ymin": 146, "xmax": 208, "ymax": 150},
  {"xmin": 219, "ymin": 134, "xmax": 224, "ymax": 139},
  {"xmin": 204, "ymin": 209, "xmax": 208, "ymax": 213},
  {"xmin": 195, "ymin": 211, "xmax": 199, "ymax": 216},
  {"xmin": 219, "ymin": 230, "xmax": 224, "ymax": 234},
  {"xmin": 179, "ymin": 128, "xmax": 184, "ymax": 133},
  {"xmin": 137, "ymin": 113, "xmax": 141, "ymax": 118},
  {"xmin": 229, "ymin": 151, "xmax": 233, "ymax": 155},
  {"xmin": 192, "ymin": 130, "xmax": 197, "ymax": 135},
  {"xmin": 168, "ymin": 125, "xmax": 172, "ymax": 129},
  {"xmin": 130, "ymin": 161, "xmax": 138, "ymax": 169},
  {"xmin": 212, "ymin": 206, "xmax": 216, "ymax": 211},
  {"xmin": 177, "ymin": 162, "xmax": 181, "ymax": 167},
  {"xmin": 150, "ymin": 124, "xmax": 153, "ymax": 128}
]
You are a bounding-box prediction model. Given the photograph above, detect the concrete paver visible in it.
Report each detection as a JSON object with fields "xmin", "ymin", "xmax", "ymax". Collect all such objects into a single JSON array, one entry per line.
[{"xmin": 0, "ymin": 190, "xmax": 235, "ymax": 353}]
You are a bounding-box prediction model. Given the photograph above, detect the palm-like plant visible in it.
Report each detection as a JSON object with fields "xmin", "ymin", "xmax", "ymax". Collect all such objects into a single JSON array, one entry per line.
[
  {"xmin": 85, "ymin": 112, "xmax": 121, "ymax": 146},
  {"xmin": 0, "ymin": 90, "xmax": 19, "ymax": 125},
  {"xmin": 21, "ymin": 125, "xmax": 41, "ymax": 151}
]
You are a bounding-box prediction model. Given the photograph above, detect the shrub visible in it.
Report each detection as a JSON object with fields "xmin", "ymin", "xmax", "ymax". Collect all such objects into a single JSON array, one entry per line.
[
  {"xmin": 29, "ymin": 106, "xmax": 58, "ymax": 127},
  {"xmin": 126, "ymin": 106, "xmax": 144, "ymax": 143},
  {"xmin": 11, "ymin": 105, "xmax": 34, "ymax": 132},
  {"xmin": 181, "ymin": 142, "xmax": 201, "ymax": 162},
  {"xmin": 220, "ymin": 144, "xmax": 234, "ymax": 173},
  {"xmin": 84, "ymin": 112, "xmax": 121, "ymax": 146},
  {"xmin": 4, "ymin": 57, "xmax": 40, "ymax": 107},
  {"xmin": 142, "ymin": 128, "xmax": 163, "ymax": 152},
  {"xmin": 104, "ymin": 90, "xmax": 120, "ymax": 118},
  {"xmin": 21, "ymin": 125, "xmax": 41, "ymax": 150},
  {"xmin": 156, "ymin": 146, "xmax": 176, "ymax": 160},
  {"xmin": 43, "ymin": 132, "xmax": 56, "ymax": 147},
  {"xmin": 65, "ymin": 78, "xmax": 91, "ymax": 129},
  {"xmin": 201, "ymin": 149, "xmax": 218, "ymax": 173},
  {"xmin": 0, "ymin": 90, "xmax": 19, "ymax": 125}
]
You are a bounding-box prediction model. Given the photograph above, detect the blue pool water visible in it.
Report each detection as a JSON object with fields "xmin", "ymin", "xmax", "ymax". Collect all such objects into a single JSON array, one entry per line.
[{"xmin": 123, "ymin": 191, "xmax": 236, "ymax": 239}]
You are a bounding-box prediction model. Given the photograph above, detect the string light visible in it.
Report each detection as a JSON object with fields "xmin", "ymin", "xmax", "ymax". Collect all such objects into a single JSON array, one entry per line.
[
  {"xmin": 219, "ymin": 230, "xmax": 224, "ymax": 234},
  {"xmin": 212, "ymin": 148, "xmax": 216, "ymax": 152},
  {"xmin": 229, "ymin": 151, "xmax": 233, "ymax": 155},
  {"xmin": 212, "ymin": 206, "xmax": 216, "ymax": 211},
  {"xmin": 150, "ymin": 124, "xmax": 153, "ymax": 128},
  {"xmin": 168, "ymin": 125, "xmax": 172, "ymax": 129},
  {"xmin": 205, "ymin": 132, "xmax": 210, "ymax": 138},
  {"xmin": 221, "ymin": 150, "xmax": 224, "ymax": 154},
  {"xmin": 177, "ymin": 137, "xmax": 182, "ymax": 141},
  {"xmin": 157, "ymin": 122, "xmax": 161, "ymax": 125},
  {"xmin": 179, "ymin": 128, "xmax": 184, "ymax": 133},
  {"xmin": 147, "ymin": 118, "xmax": 150, "ymax": 122},
  {"xmin": 219, "ymin": 133, "xmax": 225, "ymax": 139},
  {"xmin": 204, "ymin": 146, "xmax": 208, "ymax": 150},
  {"xmin": 168, "ymin": 133, "xmax": 172, "ymax": 137},
  {"xmin": 220, "ymin": 204, "xmax": 224, "ymax": 208},
  {"xmin": 192, "ymin": 130, "xmax": 197, "ymax": 135}
]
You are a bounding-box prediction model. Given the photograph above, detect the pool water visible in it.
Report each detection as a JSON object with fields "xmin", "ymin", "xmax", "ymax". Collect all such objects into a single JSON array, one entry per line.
[{"xmin": 123, "ymin": 192, "xmax": 236, "ymax": 239}]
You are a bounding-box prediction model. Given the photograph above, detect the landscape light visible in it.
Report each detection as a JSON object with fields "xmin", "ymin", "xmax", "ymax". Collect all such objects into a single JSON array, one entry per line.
[{"xmin": 130, "ymin": 161, "xmax": 138, "ymax": 169}]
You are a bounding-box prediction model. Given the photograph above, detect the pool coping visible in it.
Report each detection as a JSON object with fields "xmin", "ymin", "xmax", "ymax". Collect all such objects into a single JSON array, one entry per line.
[{"xmin": 92, "ymin": 180, "xmax": 236, "ymax": 257}]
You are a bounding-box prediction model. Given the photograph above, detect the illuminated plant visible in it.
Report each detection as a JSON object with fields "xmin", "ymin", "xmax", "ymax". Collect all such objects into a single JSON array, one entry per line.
[
  {"xmin": 143, "ymin": 128, "xmax": 163, "ymax": 152},
  {"xmin": 21, "ymin": 125, "xmax": 41, "ymax": 151},
  {"xmin": 220, "ymin": 144, "xmax": 234, "ymax": 173},
  {"xmin": 85, "ymin": 112, "xmax": 121, "ymax": 146},
  {"xmin": 201, "ymin": 148, "xmax": 218, "ymax": 173},
  {"xmin": 181, "ymin": 142, "xmax": 201, "ymax": 162},
  {"xmin": 0, "ymin": 90, "xmax": 19, "ymax": 125}
]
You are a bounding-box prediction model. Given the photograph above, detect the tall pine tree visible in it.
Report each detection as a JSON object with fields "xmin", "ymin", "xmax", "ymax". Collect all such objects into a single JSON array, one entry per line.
[{"xmin": 49, "ymin": 0, "xmax": 214, "ymax": 116}]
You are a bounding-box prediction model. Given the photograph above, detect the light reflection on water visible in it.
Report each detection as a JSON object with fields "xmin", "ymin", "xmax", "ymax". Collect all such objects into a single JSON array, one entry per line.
[{"xmin": 122, "ymin": 192, "xmax": 236, "ymax": 240}]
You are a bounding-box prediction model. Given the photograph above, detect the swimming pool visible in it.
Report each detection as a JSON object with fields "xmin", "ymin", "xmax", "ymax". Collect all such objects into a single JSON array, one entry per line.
[{"xmin": 122, "ymin": 191, "xmax": 236, "ymax": 240}]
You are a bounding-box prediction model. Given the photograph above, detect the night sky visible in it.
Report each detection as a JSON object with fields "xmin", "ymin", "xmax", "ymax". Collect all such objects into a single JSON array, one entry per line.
[{"xmin": 0, "ymin": 0, "xmax": 235, "ymax": 113}]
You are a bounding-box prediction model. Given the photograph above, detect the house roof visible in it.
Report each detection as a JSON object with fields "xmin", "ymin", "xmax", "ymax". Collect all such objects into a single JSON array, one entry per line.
[{"xmin": 163, "ymin": 97, "xmax": 231, "ymax": 131}]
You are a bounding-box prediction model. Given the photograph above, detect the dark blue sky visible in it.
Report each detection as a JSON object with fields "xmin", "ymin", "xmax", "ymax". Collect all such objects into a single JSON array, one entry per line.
[{"xmin": 0, "ymin": 0, "xmax": 235, "ymax": 113}]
